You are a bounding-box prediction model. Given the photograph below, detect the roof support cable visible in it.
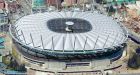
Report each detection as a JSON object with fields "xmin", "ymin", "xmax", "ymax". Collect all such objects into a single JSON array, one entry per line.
[
  {"xmin": 18, "ymin": 30, "xmax": 24, "ymax": 38},
  {"xmin": 83, "ymin": 36, "xmax": 88, "ymax": 53},
  {"xmin": 41, "ymin": 35, "xmax": 45, "ymax": 50},
  {"xmin": 63, "ymin": 36, "xmax": 65, "ymax": 53},
  {"xmin": 103, "ymin": 35, "xmax": 110, "ymax": 49},
  {"xmin": 112, "ymin": 33, "xmax": 119, "ymax": 47},
  {"xmin": 120, "ymin": 33, "xmax": 125, "ymax": 44},
  {"xmin": 15, "ymin": 28, "xmax": 20, "ymax": 39},
  {"xmin": 57, "ymin": 12, "xmax": 64, "ymax": 18},
  {"xmin": 73, "ymin": 36, "xmax": 76, "ymax": 51},
  {"xmin": 51, "ymin": 36, "xmax": 55, "ymax": 52},
  {"xmin": 17, "ymin": 34, "xmax": 22, "ymax": 37},
  {"xmin": 93, "ymin": 35, "xmax": 99, "ymax": 50},
  {"xmin": 30, "ymin": 33, "xmax": 35, "ymax": 47},
  {"xmin": 14, "ymin": 25, "xmax": 18, "ymax": 30}
]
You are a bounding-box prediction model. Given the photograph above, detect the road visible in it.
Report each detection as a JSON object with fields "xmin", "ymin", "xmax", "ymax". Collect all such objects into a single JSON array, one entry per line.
[
  {"xmin": 121, "ymin": 24, "xmax": 140, "ymax": 44},
  {"xmin": 128, "ymin": 33, "xmax": 140, "ymax": 44},
  {"xmin": 118, "ymin": 73, "xmax": 140, "ymax": 75}
]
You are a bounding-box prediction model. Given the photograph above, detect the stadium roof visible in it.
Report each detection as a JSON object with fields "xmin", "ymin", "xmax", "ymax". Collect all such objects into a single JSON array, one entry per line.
[{"xmin": 14, "ymin": 11, "xmax": 127, "ymax": 51}]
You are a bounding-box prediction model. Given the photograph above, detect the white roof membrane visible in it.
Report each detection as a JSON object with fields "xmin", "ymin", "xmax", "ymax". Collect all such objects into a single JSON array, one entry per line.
[{"xmin": 15, "ymin": 11, "xmax": 127, "ymax": 51}]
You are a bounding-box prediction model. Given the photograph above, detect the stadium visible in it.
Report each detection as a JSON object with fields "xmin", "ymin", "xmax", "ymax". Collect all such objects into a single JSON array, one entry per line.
[{"xmin": 9, "ymin": 10, "xmax": 128, "ymax": 61}]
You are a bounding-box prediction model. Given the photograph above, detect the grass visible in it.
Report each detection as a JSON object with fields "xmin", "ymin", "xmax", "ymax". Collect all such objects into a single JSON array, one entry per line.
[
  {"xmin": 12, "ymin": 48, "xmax": 19, "ymax": 60},
  {"xmin": 2, "ymin": 56, "xmax": 10, "ymax": 65}
]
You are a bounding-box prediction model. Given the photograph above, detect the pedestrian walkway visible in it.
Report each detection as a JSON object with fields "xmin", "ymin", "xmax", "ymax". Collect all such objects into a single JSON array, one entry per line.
[
  {"xmin": 36, "ymin": 71, "xmax": 54, "ymax": 75},
  {"xmin": 128, "ymin": 33, "xmax": 140, "ymax": 44}
]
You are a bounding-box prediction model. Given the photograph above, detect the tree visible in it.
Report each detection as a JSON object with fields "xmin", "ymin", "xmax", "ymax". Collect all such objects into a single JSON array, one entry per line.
[
  {"xmin": 135, "ymin": 48, "xmax": 140, "ymax": 66},
  {"xmin": 9, "ymin": 59, "xmax": 19, "ymax": 70},
  {"xmin": 128, "ymin": 54, "xmax": 139, "ymax": 69}
]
